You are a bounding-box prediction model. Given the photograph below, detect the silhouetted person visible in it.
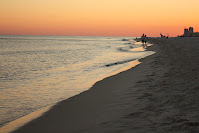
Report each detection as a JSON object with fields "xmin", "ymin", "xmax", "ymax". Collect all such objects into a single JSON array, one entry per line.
[
  {"xmin": 141, "ymin": 34, "xmax": 145, "ymax": 45},
  {"xmin": 160, "ymin": 33, "xmax": 163, "ymax": 38},
  {"xmin": 144, "ymin": 35, "xmax": 147, "ymax": 47},
  {"xmin": 141, "ymin": 34, "xmax": 147, "ymax": 48}
]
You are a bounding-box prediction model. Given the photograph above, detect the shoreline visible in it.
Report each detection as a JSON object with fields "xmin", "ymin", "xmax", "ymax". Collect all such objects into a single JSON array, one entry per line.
[
  {"xmin": 0, "ymin": 106, "xmax": 52, "ymax": 133},
  {"xmin": 9, "ymin": 40, "xmax": 157, "ymax": 133},
  {"xmin": 0, "ymin": 60, "xmax": 142, "ymax": 133},
  {"xmin": 0, "ymin": 40, "xmax": 153, "ymax": 133},
  {"xmin": 0, "ymin": 36, "xmax": 142, "ymax": 129},
  {"xmin": 3, "ymin": 37, "xmax": 199, "ymax": 133}
]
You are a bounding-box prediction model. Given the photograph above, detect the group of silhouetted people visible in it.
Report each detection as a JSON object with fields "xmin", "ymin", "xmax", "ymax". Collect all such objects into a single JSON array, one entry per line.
[
  {"xmin": 141, "ymin": 34, "xmax": 147, "ymax": 48},
  {"xmin": 160, "ymin": 33, "xmax": 169, "ymax": 38}
]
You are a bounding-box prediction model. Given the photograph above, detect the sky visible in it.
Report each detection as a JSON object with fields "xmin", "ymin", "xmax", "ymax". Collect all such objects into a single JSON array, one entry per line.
[{"xmin": 1, "ymin": 0, "xmax": 199, "ymax": 37}]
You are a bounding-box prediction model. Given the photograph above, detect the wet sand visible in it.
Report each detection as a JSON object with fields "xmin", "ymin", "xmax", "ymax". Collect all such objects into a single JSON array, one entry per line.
[{"xmin": 5, "ymin": 37, "xmax": 199, "ymax": 133}]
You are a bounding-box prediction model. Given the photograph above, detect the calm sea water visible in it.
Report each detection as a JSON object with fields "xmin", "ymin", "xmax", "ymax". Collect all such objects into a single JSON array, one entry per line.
[{"xmin": 0, "ymin": 35, "xmax": 154, "ymax": 126}]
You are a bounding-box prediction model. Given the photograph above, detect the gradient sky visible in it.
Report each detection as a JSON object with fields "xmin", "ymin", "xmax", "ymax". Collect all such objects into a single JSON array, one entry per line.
[{"xmin": 1, "ymin": 0, "xmax": 199, "ymax": 37}]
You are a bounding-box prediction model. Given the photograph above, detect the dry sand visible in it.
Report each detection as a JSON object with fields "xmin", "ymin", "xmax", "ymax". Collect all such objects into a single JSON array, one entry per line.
[{"xmin": 7, "ymin": 38, "xmax": 199, "ymax": 133}]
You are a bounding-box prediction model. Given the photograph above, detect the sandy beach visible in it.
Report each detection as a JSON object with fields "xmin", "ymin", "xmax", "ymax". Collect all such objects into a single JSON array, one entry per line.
[{"xmin": 2, "ymin": 37, "xmax": 199, "ymax": 133}]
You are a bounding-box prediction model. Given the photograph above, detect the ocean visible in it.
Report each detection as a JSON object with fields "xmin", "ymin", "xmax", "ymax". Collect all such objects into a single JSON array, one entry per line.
[{"xmin": 0, "ymin": 35, "xmax": 154, "ymax": 127}]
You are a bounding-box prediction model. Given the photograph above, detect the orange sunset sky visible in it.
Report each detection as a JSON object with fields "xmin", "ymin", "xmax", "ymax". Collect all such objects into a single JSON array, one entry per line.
[{"xmin": 1, "ymin": 0, "xmax": 199, "ymax": 37}]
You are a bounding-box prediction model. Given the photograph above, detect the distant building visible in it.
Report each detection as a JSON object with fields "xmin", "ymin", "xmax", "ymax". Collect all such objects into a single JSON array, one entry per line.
[
  {"xmin": 183, "ymin": 27, "xmax": 199, "ymax": 37},
  {"xmin": 189, "ymin": 27, "xmax": 193, "ymax": 33},
  {"xmin": 184, "ymin": 28, "xmax": 189, "ymax": 37}
]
